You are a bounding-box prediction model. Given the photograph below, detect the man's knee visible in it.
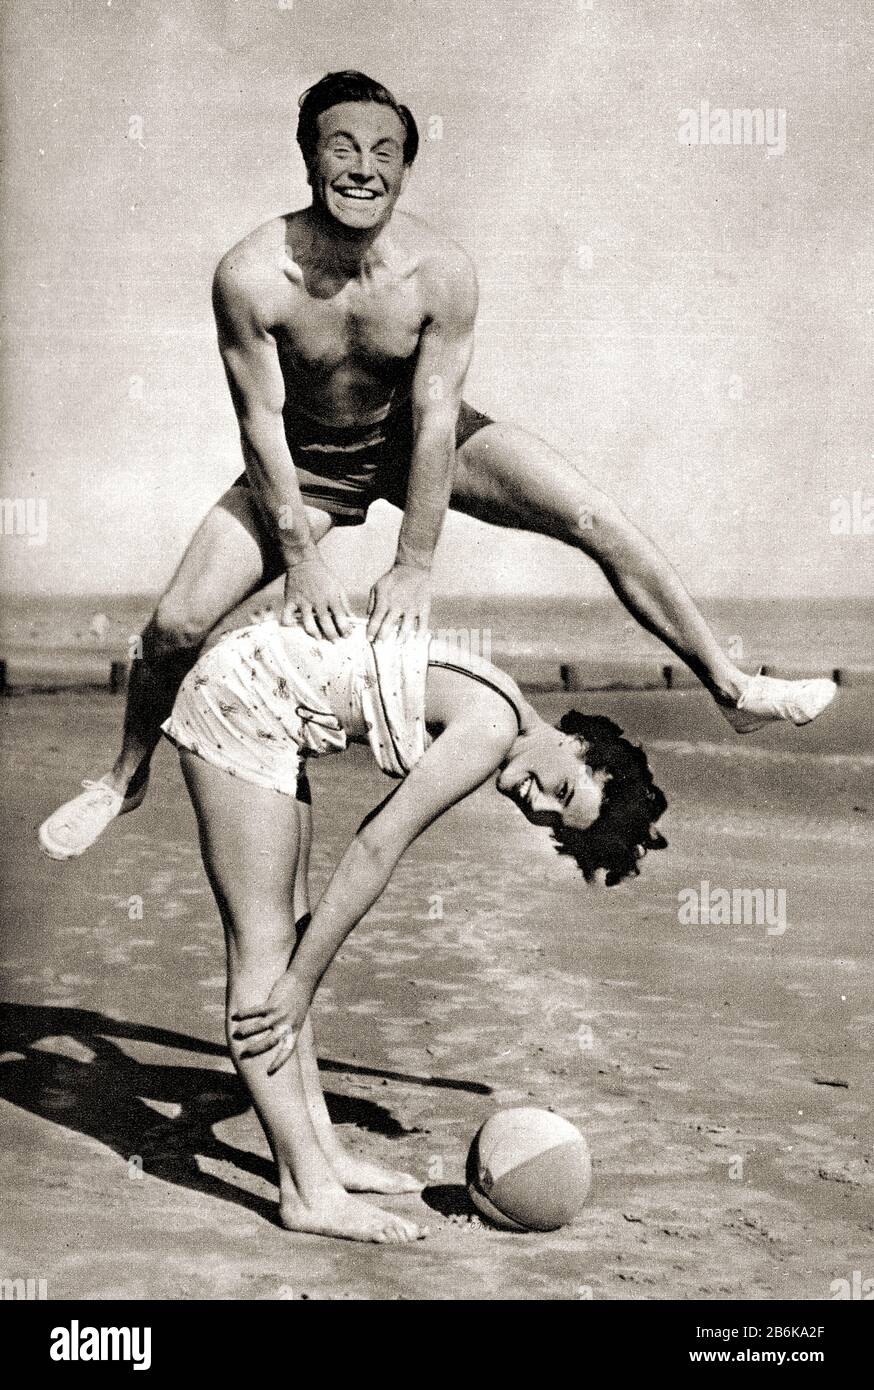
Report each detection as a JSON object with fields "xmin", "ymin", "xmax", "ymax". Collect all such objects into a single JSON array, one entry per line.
[
  {"xmin": 148, "ymin": 596, "xmax": 215, "ymax": 659},
  {"xmin": 514, "ymin": 478, "xmax": 628, "ymax": 557},
  {"xmin": 463, "ymin": 427, "xmax": 625, "ymax": 546},
  {"xmin": 567, "ymin": 494, "xmax": 631, "ymax": 556}
]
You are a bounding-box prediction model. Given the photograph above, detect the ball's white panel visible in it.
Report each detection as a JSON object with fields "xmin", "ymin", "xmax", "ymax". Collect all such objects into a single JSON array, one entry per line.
[{"xmin": 477, "ymin": 1107, "xmax": 583, "ymax": 1182}]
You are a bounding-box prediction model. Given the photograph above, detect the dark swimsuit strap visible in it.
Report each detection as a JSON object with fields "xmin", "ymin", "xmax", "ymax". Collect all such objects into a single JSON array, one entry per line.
[{"xmin": 426, "ymin": 647, "xmax": 526, "ymax": 734}]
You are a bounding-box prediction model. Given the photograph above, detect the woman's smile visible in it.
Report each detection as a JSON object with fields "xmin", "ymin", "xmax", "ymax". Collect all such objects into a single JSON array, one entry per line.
[{"xmin": 498, "ymin": 741, "xmax": 606, "ymax": 832}]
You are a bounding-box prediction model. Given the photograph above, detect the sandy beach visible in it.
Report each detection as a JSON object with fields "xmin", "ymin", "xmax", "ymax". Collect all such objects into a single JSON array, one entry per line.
[
  {"xmin": 3, "ymin": 0, "xmax": 873, "ymax": 1315},
  {"xmin": 1, "ymin": 684, "xmax": 871, "ymax": 1301}
]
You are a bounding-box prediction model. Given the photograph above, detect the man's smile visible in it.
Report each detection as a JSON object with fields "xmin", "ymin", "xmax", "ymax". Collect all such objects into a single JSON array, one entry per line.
[{"xmin": 334, "ymin": 186, "xmax": 382, "ymax": 200}]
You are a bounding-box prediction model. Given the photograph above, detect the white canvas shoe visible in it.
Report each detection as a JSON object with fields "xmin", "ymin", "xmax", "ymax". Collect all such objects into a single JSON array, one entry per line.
[
  {"xmin": 38, "ymin": 777, "xmax": 148, "ymax": 860},
  {"xmin": 721, "ymin": 672, "xmax": 837, "ymax": 735}
]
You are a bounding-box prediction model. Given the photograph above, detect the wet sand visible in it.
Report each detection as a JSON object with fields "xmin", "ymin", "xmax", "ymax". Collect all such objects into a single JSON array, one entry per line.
[{"xmin": 1, "ymin": 687, "xmax": 871, "ymax": 1300}]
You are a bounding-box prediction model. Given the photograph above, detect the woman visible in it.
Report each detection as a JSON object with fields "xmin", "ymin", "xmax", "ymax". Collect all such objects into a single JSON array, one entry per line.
[{"xmin": 162, "ymin": 614, "xmax": 667, "ymax": 1242}]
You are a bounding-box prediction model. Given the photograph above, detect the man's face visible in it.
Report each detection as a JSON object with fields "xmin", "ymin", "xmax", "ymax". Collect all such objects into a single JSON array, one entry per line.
[{"xmin": 309, "ymin": 101, "xmax": 409, "ymax": 230}]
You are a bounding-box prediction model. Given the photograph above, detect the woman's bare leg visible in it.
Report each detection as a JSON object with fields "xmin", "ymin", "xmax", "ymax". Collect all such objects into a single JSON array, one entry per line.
[
  {"xmin": 291, "ymin": 779, "xmax": 423, "ymax": 1194},
  {"xmin": 179, "ymin": 751, "xmax": 425, "ymax": 1243}
]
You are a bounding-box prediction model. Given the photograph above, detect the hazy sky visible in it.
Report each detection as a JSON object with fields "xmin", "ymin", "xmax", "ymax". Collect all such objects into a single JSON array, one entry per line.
[{"xmin": 1, "ymin": 0, "xmax": 872, "ymax": 598}]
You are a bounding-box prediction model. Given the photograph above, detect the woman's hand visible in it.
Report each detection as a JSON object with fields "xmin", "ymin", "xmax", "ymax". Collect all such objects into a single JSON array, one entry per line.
[{"xmin": 231, "ymin": 970, "xmax": 314, "ymax": 1075}]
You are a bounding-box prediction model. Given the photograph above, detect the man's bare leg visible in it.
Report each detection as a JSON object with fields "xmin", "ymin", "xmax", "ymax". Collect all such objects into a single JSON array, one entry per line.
[
  {"xmin": 451, "ymin": 424, "xmax": 836, "ymax": 725},
  {"xmin": 38, "ymin": 488, "xmax": 333, "ymax": 859},
  {"xmin": 180, "ymin": 751, "xmax": 425, "ymax": 1243},
  {"xmin": 106, "ymin": 486, "xmax": 323, "ymax": 798},
  {"xmin": 290, "ymin": 785, "xmax": 423, "ymax": 1195}
]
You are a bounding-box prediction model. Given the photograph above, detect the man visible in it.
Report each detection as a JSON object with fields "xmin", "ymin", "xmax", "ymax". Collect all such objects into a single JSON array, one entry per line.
[{"xmin": 39, "ymin": 71, "xmax": 835, "ymax": 860}]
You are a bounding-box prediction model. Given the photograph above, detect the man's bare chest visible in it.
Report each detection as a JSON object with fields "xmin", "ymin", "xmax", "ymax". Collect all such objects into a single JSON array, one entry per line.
[{"xmin": 275, "ymin": 278, "xmax": 425, "ymax": 374}]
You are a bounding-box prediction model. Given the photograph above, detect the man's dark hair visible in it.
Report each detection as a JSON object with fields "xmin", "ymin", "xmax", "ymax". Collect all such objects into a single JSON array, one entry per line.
[
  {"xmin": 552, "ymin": 711, "xmax": 668, "ymax": 887},
  {"xmin": 296, "ymin": 70, "xmax": 420, "ymax": 169}
]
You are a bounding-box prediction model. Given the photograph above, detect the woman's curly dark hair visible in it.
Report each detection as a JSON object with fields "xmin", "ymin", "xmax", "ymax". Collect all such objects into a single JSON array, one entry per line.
[{"xmin": 552, "ymin": 710, "xmax": 668, "ymax": 887}]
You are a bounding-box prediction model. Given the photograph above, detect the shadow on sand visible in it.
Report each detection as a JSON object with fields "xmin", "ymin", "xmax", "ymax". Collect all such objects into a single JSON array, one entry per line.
[{"xmin": 0, "ymin": 1002, "xmax": 490, "ymax": 1225}]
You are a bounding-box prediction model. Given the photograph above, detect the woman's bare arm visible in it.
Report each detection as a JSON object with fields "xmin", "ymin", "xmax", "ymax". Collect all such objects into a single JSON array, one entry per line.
[{"xmin": 232, "ymin": 698, "xmax": 516, "ymax": 1070}]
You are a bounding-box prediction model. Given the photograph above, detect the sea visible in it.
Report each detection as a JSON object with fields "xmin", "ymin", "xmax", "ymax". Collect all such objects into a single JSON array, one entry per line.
[{"xmin": 1, "ymin": 593, "xmax": 871, "ymax": 670}]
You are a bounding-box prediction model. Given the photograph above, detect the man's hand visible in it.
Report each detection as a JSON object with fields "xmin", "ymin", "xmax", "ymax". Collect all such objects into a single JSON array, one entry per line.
[
  {"xmin": 366, "ymin": 563, "xmax": 432, "ymax": 642},
  {"xmin": 231, "ymin": 970, "xmax": 313, "ymax": 1076},
  {"xmin": 282, "ymin": 554, "xmax": 354, "ymax": 641}
]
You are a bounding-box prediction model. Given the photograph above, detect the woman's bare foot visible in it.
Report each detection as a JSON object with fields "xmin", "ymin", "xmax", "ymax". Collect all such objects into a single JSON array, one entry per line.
[
  {"xmin": 327, "ymin": 1150, "xmax": 424, "ymax": 1195},
  {"xmin": 279, "ymin": 1188, "xmax": 427, "ymax": 1244}
]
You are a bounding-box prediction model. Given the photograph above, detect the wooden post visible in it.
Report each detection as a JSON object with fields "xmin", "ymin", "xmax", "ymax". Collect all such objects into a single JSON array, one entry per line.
[{"xmin": 109, "ymin": 660, "xmax": 128, "ymax": 693}]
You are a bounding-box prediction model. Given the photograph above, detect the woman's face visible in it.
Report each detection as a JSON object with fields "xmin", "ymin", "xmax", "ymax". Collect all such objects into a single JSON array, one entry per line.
[{"xmin": 497, "ymin": 726, "xmax": 607, "ymax": 831}]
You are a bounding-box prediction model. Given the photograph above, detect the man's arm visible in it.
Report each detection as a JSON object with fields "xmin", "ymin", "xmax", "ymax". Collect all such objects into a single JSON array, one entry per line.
[
  {"xmin": 367, "ymin": 247, "xmax": 478, "ymax": 640},
  {"xmin": 213, "ymin": 255, "xmax": 353, "ymax": 639}
]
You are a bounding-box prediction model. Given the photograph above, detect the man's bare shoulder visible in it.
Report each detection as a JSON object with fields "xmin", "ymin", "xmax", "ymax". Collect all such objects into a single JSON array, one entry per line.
[
  {"xmin": 393, "ymin": 211, "xmax": 478, "ymax": 315},
  {"xmin": 213, "ymin": 214, "xmax": 304, "ymax": 317},
  {"xmin": 393, "ymin": 209, "xmax": 475, "ymax": 276}
]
